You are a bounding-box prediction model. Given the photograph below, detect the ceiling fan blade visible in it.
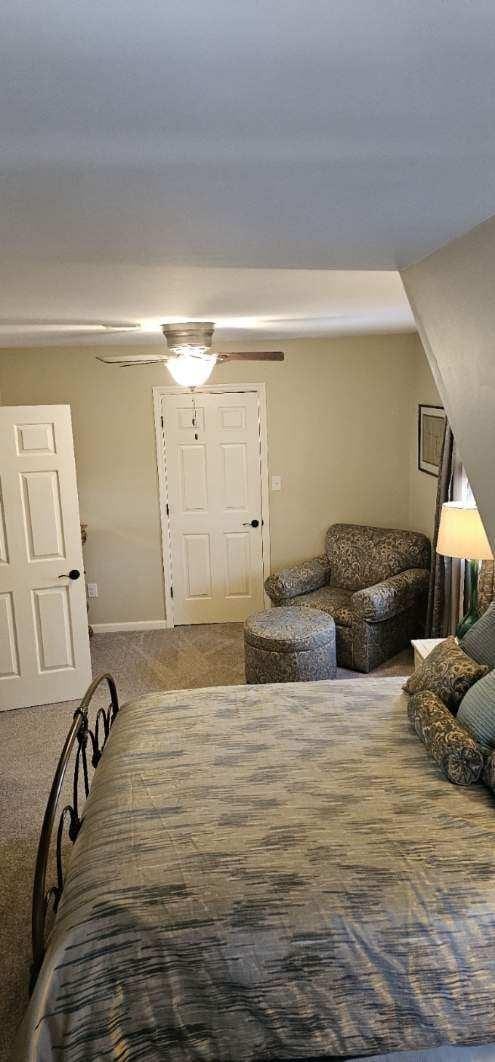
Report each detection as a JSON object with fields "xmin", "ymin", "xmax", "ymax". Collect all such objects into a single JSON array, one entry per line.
[
  {"xmin": 96, "ymin": 354, "xmax": 168, "ymax": 366},
  {"xmin": 44, "ymin": 330, "xmax": 139, "ymax": 342},
  {"xmin": 0, "ymin": 322, "xmax": 141, "ymax": 342},
  {"xmin": 216, "ymin": 351, "xmax": 285, "ymax": 362}
]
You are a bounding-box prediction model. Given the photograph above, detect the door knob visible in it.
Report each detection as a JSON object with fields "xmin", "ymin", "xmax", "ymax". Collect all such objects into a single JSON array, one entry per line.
[
  {"xmin": 242, "ymin": 519, "xmax": 259, "ymax": 528},
  {"xmin": 58, "ymin": 569, "xmax": 81, "ymax": 580}
]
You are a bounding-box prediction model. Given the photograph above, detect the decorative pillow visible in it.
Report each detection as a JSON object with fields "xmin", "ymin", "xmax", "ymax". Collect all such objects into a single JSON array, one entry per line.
[
  {"xmin": 482, "ymin": 749, "xmax": 495, "ymax": 792},
  {"xmin": 460, "ymin": 601, "xmax": 495, "ymax": 668},
  {"xmin": 407, "ymin": 690, "xmax": 485, "ymax": 785},
  {"xmin": 403, "ymin": 636, "xmax": 489, "ymax": 713},
  {"xmin": 457, "ymin": 670, "xmax": 495, "ymax": 747}
]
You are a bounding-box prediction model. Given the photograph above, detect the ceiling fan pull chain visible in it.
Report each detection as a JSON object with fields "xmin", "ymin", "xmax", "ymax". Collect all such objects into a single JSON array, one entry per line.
[{"xmin": 192, "ymin": 395, "xmax": 199, "ymax": 439}]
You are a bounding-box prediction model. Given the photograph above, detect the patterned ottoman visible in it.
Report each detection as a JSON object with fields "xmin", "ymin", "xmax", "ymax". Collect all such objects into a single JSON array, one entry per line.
[{"xmin": 244, "ymin": 606, "xmax": 337, "ymax": 684}]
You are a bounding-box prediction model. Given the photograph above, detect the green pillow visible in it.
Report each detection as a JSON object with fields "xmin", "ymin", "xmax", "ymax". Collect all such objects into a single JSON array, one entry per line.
[
  {"xmin": 458, "ymin": 670, "xmax": 495, "ymax": 747},
  {"xmin": 460, "ymin": 601, "xmax": 495, "ymax": 668}
]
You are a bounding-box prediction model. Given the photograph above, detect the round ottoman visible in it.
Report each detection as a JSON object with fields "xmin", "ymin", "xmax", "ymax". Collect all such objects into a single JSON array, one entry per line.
[{"xmin": 244, "ymin": 606, "xmax": 336, "ymax": 684}]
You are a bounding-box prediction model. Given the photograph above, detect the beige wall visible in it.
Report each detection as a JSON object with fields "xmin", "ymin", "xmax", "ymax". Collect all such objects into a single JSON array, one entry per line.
[
  {"xmin": 402, "ymin": 215, "xmax": 495, "ymax": 551},
  {"xmin": 0, "ymin": 332, "xmax": 436, "ymax": 625},
  {"xmin": 408, "ymin": 343, "xmax": 442, "ymax": 539}
]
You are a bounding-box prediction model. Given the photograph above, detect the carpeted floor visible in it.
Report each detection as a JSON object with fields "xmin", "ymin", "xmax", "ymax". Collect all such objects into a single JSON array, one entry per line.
[{"xmin": 0, "ymin": 625, "xmax": 412, "ymax": 1060}]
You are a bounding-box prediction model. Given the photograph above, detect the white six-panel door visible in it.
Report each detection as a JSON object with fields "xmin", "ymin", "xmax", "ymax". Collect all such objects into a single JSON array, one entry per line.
[
  {"xmin": 0, "ymin": 406, "xmax": 92, "ymax": 710},
  {"xmin": 161, "ymin": 390, "xmax": 266, "ymax": 624}
]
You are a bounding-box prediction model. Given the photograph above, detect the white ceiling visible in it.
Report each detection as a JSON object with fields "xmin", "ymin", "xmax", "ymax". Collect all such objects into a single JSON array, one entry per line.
[
  {"xmin": 1, "ymin": 0, "xmax": 495, "ymax": 346},
  {"xmin": 0, "ymin": 266, "xmax": 414, "ymax": 346}
]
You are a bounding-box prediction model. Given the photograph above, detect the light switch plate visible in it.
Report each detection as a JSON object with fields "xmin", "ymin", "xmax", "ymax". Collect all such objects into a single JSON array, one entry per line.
[
  {"xmin": 87, "ymin": 583, "xmax": 98, "ymax": 598},
  {"xmin": 271, "ymin": 475, "xmax": 282, "ymax": 491}
]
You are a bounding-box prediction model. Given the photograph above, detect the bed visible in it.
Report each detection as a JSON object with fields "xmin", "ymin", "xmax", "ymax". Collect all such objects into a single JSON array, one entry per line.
[{"xmin": 18, "ymin": 675, "xmax": 495, "ymax": 1060}]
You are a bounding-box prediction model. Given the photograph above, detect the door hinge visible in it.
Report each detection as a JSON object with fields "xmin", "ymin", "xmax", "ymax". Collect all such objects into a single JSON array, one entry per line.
[
  {"xmin": 166, "ymin": 503, "xmax": 170, "ymax": 516},
  {"xmin": 170, "ymin": 585, "xmax": 174, "ymax": 599},
  {"xmin": 161, "ymin": 415, "xmax": 164, "ymax": 428}
]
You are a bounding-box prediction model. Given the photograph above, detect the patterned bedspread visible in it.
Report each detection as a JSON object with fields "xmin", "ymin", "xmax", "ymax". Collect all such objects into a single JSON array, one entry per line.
[{"xmin": 19, "ymin": 678, "xmax": 495, "ymax": 1060}]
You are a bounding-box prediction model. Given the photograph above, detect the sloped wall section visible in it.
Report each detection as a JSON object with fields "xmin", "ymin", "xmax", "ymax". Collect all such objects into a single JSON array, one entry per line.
[{"xmin": 401, "ymin": 215, "xmax": 495, "ymax": 551}]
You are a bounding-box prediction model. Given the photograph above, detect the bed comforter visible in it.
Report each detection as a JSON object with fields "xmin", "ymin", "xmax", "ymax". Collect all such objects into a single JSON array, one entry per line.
[{"xmin": 19, "ymin": 677, "xmax": 495, "ymax": 1060}]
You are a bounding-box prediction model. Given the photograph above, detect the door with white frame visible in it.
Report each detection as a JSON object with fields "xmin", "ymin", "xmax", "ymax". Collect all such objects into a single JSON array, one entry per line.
[
  {"xmin": 0, "ymin": 405, "xmax": 92, "ymax": 711},
  {"xmin": 156, "ymin": 385, "xmax": 269, "ymax": 625}
]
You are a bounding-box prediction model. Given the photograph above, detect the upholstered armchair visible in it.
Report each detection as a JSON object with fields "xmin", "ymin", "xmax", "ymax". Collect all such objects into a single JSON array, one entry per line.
[{"xmin": 264, "ymin": 523, "xmax": 431, "ymax": 672}]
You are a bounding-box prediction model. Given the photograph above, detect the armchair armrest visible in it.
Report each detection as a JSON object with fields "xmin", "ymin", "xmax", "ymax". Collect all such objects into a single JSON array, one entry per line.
[
  {"xmin": 264, "ymin": 555, "xmax": 330, "ymax": 604},
  {"xmin": 351, "ymin": 568, "xmax": 429, "ymax": 622}
]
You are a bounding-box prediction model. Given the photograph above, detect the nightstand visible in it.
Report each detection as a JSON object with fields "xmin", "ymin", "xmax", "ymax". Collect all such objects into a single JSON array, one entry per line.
[{"xmin": 411, "ymin": 637, "xmax": 445, "ymax": 670}]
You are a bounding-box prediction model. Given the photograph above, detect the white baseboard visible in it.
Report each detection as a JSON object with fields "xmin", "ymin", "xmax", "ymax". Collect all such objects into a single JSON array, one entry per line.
[{"xmin": 91, "ymin": 620, "xmax": 169, "ymax": 634}]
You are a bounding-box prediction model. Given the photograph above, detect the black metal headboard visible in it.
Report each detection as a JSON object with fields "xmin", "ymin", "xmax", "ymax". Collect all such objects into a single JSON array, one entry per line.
[{"xmin": 30, "ymin": 672, "xmax": 119, "ymax": 992}]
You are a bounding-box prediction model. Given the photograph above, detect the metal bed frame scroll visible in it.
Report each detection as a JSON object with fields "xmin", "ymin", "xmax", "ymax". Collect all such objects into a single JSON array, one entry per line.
[{"xmin": 30, "ymin": 672, "xmax": 119, "ymax": 992}]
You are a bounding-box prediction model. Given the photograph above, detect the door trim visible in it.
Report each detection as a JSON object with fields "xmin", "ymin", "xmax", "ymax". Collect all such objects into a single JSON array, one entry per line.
[{"xmin": 153, "ymin": 383, "xmax": 271, "ymax": 628}]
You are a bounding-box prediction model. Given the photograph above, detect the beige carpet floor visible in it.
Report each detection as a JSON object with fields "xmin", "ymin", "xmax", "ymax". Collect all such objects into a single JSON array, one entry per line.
[{"xmin": 0, "ymin": 625, "xmax": 412, "ymax": 1061}]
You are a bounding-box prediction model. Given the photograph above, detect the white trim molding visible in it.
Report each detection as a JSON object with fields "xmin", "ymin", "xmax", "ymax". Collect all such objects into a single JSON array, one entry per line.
[
  {"xmin": 153, "ymin": 382, "xmax": 271, "ymax": 628},
  {"xmin": 91, "ymin": 620, "xmax": 168, "ymax": 634}
]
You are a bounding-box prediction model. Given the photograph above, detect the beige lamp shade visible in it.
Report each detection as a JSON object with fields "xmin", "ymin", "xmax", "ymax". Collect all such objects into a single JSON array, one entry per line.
[{"xmin": 437, "ymin": 503, "xmax": 494, "ymax": 560}]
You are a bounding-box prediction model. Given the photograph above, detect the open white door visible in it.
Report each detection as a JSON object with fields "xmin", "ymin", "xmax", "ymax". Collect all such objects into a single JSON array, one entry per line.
[{"xmin": 0, "ymin": 405, "xmax": 92, "ymax": 711}]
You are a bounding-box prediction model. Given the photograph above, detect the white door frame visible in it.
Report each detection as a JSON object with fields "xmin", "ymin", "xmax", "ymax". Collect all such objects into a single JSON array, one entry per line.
[{"xmin": 153, "ymin": 383, "xmax": 271, "ymax": 628}]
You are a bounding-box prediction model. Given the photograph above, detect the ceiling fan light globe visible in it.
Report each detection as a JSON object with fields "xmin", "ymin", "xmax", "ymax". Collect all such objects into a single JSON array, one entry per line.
[{"xmin": 166, "ymin": 351, "xmax": 217, "ymax": 387}]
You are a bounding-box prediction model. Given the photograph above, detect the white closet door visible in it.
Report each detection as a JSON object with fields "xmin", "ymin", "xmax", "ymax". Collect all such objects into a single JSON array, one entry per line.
[{"xmin": 163, "ymin": 391, "xmax": 265, "ymax": 623}]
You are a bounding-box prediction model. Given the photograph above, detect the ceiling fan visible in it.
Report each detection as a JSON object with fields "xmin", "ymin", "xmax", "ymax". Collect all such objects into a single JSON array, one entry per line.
[{"xmin": 96, "ymin": 321, "xmax": 284, "ymax": 387}]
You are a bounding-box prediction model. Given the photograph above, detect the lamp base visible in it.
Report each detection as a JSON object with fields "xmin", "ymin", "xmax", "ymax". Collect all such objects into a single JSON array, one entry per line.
[{"xmin": 455, "ymin": 558, "xmax": 480, "ymax": 639}]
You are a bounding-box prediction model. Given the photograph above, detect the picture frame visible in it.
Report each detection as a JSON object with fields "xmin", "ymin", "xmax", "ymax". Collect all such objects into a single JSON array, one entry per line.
[{"xmin": 418, "ymin": 404, "xmax": 446, "ymax": 477}]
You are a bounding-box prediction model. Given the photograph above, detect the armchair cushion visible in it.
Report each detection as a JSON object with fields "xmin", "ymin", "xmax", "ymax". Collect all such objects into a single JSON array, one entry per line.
[
  {"xmin": 325, "ymin": 523, "xmax": 431, "ymax": 591},
  {"xmin": 296, "ymin": 585, "xmax": 353, "ymax": 627},
  {"xmin": 351, "ymin": 569, "xmax": 430, "ymax": 623},
  {"xmin": 264, "ymin": 555, "xmax": 330, "ymax": 604}
]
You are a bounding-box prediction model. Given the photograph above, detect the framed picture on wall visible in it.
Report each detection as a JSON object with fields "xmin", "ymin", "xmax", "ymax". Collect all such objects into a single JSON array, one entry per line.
[{"xmin": 418, "ymin": 404, "xmax": 446, "ymax": 476}]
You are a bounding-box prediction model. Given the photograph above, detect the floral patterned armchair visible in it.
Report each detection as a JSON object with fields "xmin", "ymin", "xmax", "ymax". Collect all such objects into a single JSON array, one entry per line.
[{"xmin": 264, "ymin": 523, "xmax": 431, "ymax": 672}]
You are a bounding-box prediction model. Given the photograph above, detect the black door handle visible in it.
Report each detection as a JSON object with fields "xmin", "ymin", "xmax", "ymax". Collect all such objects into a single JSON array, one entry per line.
[
  {"xmin": 242, "ymin": 519, "xmax": 259, "ymax": 528},
  {"xmin": 58, "ymin": 569, "xmax": 81, "ymax": 580}
]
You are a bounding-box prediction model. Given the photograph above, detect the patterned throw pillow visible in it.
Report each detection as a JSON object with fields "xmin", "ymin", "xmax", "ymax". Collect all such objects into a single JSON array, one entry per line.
[
  {"xmin": 407, "ymin": 690, "xmax": 485, "ymax": 785},
  {"xmin": 404, "ymin": 636, "xmax": 489, "ymax": 713},
  {"xmin": 458, "ymin": 670, "xmax": 495, "ymax": 747},
  {"xmin": 482, "ymin": 749, "xmax": 495, "ymax": 792},
  {"xmin": 460, "ymin": 601, "xmax": 495, "ymax": 668}
]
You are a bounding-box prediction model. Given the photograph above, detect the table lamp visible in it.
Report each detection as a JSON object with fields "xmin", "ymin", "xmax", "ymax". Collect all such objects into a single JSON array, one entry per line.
[{"xmin": 436, "ymin": 502, "xmax": 494, "ymax": 638}]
